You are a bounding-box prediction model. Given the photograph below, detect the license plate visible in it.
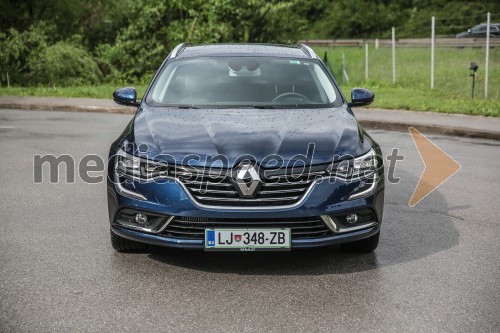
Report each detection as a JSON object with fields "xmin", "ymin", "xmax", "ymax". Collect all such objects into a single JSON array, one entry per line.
[{"xmin": 204, "ymin": 228, "xmax": 291, "ymax": 251}]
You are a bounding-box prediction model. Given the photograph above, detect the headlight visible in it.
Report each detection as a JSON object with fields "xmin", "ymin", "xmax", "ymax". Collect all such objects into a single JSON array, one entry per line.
[
  {"xmin": 115, "ymin": 150, "xmax": 169, "ymax": 181},
  {"xmin": 326, "ymin": 149, "xmax": 380, "ymax": 180}
]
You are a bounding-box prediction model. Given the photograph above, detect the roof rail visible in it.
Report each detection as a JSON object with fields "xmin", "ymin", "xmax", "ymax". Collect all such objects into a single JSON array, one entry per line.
[
  {"xmin": 170, "ymin": 43, "xmax": 188, "ymax": 58},
  {"xmin": 297, "ymin": 44, "xmax": 318, "ymax": 59}
]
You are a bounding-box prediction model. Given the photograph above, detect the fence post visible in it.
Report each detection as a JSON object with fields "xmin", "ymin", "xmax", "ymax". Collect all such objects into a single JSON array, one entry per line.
[
  {"xmin": 485, "ymin": 12, "xmax": 490, "ymax": 99},
  {"xmin": 365, "ymin": 43, "xmax": 369, "ymax": 82},
  {"xmin": 375, "ymin": 38, "xmax": 379, "ymax": 49},
  {"xmin": 342, "ymin": 52, "xmax": 349, "ymax": 84},
  {"xmin": 392, "ymin": 27, "xmax": 396, "ymax": 84},
  {"xmin": 431, "ymin": 16, "xmax": 435, "ymax": 89}
]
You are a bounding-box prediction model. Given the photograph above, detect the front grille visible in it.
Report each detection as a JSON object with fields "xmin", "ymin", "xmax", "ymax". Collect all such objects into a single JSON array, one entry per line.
[
  {"xmin": 175, "ymin": 165, "xmax": 327, "ymax": 207},
  {"xmin": 161, "ymin": 216, "xmax": 333, "ymax": 240}
]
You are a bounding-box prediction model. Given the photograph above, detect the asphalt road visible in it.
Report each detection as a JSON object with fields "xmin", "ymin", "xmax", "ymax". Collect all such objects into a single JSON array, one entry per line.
[{"xmin": 1, "ymin": 109, "xmax": 499, "ymax": 332}]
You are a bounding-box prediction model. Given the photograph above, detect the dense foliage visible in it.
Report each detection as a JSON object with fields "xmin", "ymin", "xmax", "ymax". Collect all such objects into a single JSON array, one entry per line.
[{"xmin": 0, "ymin": 0, "xmax": 499, "ymax": 86}]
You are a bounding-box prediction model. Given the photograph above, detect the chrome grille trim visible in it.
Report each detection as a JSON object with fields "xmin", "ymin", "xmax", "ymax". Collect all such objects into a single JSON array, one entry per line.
[
  {"xmin": 261, "ymin": 182, "xmax": 308, "ymax": 187},
  {"xmin": 185, "ymin": 180, "xmax": 232, "ymax": 187},
  {"xmin": 175, "ymin": 165, "xmax": 327, "ymax": 208},
  {"xmin": 259, "ymin": 188, "xmax": 307, "ymax": 195},
  {"xmin": 188, "ymin": 188, "xmax": 238, "ymax": 195},
  {"xmin": 193, "ymin": 196, "xmax": 301, "ymax": 202}
]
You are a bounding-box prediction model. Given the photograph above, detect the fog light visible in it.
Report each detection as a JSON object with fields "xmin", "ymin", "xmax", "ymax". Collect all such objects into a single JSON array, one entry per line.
[
  {"xmin": 345, "ymin": 213, "xmax": 358, "ymax": 224},
  {"xmin": 115, "ymin": 210, "xmax": 174, "ymax": 234},
  {"xmin": 135, "ymin": 213, "xmax": 148, "ymax": 225}
]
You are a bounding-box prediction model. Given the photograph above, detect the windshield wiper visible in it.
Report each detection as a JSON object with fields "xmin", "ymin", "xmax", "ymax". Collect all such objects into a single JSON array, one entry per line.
[
  {"xmin": 176, "ymin": 104, "xmax": 200, "ymax": 109},
  {"xmin": 250, "ymin": 105, "xmax": 278, "ymax": 109},
  {"xmin": 172, "ymin": 104, "xmax": 284, "ymax": 109}
]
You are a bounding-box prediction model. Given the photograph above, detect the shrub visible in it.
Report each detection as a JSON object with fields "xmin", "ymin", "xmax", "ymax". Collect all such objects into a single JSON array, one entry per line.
[
  {"xmin": 28, "ymin": 41, "xmax": 102, "ymax": 86},
  {"xmin": 0, "ymin": 23, "xmax": 51, "ymax": 85}
]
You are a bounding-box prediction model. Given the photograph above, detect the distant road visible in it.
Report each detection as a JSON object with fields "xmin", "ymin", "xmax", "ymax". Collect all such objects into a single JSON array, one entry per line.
[{"xmin": 300, "ymin": 37, "xmax": 497, "ymax": 48}]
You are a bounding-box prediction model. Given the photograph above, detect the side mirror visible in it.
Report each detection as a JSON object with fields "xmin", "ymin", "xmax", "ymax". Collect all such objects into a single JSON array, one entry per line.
[
  {"xmin": 347, "ymin": 88, "xmax": 374, "ymax": 107},
  {"xmin": 468, "ymin": 29, "xmax": 471, "ymax": 33},
  {"xmin": 113, "ymin": 87, "xmax": 140, "ymax": 107}
]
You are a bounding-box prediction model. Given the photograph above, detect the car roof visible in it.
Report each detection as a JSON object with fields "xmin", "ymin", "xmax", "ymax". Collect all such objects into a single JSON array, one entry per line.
[
  {"xmin": 475, "ymin": 23, "xmax": 500, "ymax": 27},
  {"xmin": 172, "ymin": 43, "xmax": 317, "ymax": 59}
]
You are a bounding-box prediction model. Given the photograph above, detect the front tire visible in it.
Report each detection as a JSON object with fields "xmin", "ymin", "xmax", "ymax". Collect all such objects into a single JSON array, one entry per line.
[
  {"xmin": 110, "ymin": 230, "xmax": 149, "ymax": 253},
  {"xmin": 341, "ymin": 231, "xmax": 380, "ymax": 253}
]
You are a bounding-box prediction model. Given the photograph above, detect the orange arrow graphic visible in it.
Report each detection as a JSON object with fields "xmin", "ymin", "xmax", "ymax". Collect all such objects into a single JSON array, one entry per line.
[{"xmin": 408, "ymin": 127, "xmax": 461, "ymax": 207}]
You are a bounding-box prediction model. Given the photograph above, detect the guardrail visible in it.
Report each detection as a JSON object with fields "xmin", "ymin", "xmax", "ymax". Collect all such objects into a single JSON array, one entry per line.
[{"xmin": 299, "ymin": 38, "xmax": 497, "ymax": 48}]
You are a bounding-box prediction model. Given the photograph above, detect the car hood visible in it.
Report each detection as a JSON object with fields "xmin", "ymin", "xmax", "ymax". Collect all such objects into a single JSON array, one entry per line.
[{"xmin": 131, "ymin": 105, "xmax": 372, "ymax": 167}]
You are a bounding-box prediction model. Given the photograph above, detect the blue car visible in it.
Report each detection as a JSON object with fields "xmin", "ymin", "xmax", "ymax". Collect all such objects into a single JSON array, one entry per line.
[{"xmin": 108, "ymin": 43, "xmax": 384, "ymax": 253}]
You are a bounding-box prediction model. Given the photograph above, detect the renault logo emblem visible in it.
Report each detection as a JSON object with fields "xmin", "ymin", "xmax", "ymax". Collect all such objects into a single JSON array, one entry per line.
[{"xmin": 231, "ymin": 163, "xmax": 262, "ymax": 198}]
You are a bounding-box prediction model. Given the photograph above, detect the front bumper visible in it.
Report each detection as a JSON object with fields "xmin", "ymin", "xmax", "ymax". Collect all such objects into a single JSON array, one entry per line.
[
  {"xmin": 107, "ymin": 175, "xmax": 385, "ymax": 249},
  {"xmin": 111, "ymin": 223, "xmax": 380, "ymax": 249}
]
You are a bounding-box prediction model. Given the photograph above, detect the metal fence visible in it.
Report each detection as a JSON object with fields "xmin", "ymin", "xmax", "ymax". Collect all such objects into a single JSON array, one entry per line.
[{"xmin": 301, "ymin": 12, "xmax": 500, "ymax": 100}]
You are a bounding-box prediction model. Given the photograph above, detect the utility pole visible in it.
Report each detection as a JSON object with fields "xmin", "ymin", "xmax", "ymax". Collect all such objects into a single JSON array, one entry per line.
[
  {"xmin": 431, "ymin": 16, "xmax": 435, "ymax": 89},
  {"xmin": 485, "ymin": 12, "xmax": 490, "ymax": 98},
  {"xmin": 392, "ymin": 27, "xmax": 396, "ymax": 84}
]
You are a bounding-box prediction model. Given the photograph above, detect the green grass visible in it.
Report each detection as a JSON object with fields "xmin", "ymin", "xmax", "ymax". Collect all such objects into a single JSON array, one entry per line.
[
  {"xmin": 1, "ymin": 46, "xmax": 499, "ymax": 116},
  {"xmin": 341, "ymin": 83, "xmax": 500, "ymax": 116},
  {"xmin": 0, "ymin": 85, "xmax": 148, "ymax": 99},
  {"xmin": 317, "ymin": 46, "xmax": 500, "ymax": 117}
]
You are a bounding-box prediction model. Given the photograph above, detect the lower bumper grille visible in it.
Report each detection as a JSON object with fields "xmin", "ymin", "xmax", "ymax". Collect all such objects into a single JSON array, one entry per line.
[{"xmin": 161, "ymin": 216, "xmax": 333, "ymax": 240}]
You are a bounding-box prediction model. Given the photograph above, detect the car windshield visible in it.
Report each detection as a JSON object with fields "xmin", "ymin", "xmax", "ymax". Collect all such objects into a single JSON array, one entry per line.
[{"xmin": 146, "ymin": 57, "xmax": 343, "ymax": 108}]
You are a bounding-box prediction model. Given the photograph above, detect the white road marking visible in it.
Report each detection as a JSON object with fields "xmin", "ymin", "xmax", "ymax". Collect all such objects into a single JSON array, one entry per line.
[{"xmin": 0, "ymin": 126, "xmax": 15, "ymax": 129}]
